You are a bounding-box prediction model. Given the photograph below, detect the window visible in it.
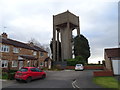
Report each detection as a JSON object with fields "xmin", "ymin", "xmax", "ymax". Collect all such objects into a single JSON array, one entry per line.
[
  {"xmin": 35, "ymin": 68, "xmax": 42, "ymax": 72},
  {"xmin": 18, "ymin": 68, "xmax": 28, "ymax": 72},
  {"xmin": 40, "ymin": 62, "xmax": 44, "ymax": 66},
  {"xmin": 40, "ymin": 52, "xmax": 44, "ymax": 57},
  {"xmin": 0, "ymin": 60, "xmax": 1, "ymax": 67},
  {"xmin": 30, "ymin": 68, "xmax": 41, "ymax": 72},
  {"xmin": 30, "ymin": 68, "xmax": 37, "ymax": 72},
  {"xmin": 27, "ymin": 61, "xmax": 30, "ymax": 67},
  {"xmin": 12, "ymin": 60, "xmax": 18, "ymax": 67},
  {"xmin": 0, "ymin": 45, "xmax": 1, "ymax": 52},
  {"xmin": 1, "ymin": 60, "xmax": 8, "ymax": 68},
  {"xmin": 0, "ymin": 45, "xmax": 9, "ymax": 52},
  {"xmin": 13, "ymin": 47, "xmax": 19, "ymax": 53},
  {"xmin": 33, "ymin": 51, "xmax": 37, "ymax": 56}
]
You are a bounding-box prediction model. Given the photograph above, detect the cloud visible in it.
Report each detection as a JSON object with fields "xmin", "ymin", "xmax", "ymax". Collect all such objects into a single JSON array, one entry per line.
[{"xmin": 0, "ymin": 0, "xmax": 118, "ymax": 63}]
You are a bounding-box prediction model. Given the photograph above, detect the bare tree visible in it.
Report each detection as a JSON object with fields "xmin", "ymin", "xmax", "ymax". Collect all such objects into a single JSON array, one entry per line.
[
  {"xmin": 28, "ymin": 38, "xmax": 51, "ymax": 57},
  {"xmin": 28, "ymin": 38, "xmax": 42, "ymax": 48}
]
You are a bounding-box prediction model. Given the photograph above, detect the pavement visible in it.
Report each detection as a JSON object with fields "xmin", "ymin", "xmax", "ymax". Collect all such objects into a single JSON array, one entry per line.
[
  {"xmin": 1, "ymin": 79, "xmax": 16, "ymax": 88},
  {"xmin": 75, "ymin": 70, "xmax": 101, "ymax": 88}
]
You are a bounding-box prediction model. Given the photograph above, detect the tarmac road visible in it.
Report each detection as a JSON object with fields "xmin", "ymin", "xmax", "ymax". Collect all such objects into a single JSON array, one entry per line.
[{"xmin": 2, "ymin": 70, "xmax": 102, "ymax": 89}]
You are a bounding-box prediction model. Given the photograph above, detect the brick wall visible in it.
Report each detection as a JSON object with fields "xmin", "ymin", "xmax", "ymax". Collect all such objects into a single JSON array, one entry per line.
[
  {"xmin": 93, "ymin": 70, "xmax": 113, "ymax": 76},
  {"xmin": 84, "ymin": 66, "xmax": 104, "ymax": 70},
  {"xmin": 65, "ymin": 66, "xmax": 104, "ymax": 70},
  {"xmin": 1, "ymin": 44, "xmax": 48, "ymax": 70},
  {"xmin": 105, "ymin": 52, "xmax": 112, "ymax": 71},
  {"xmin": 65, "ymin": 66, "xmax": 75, "ymax": 69}
]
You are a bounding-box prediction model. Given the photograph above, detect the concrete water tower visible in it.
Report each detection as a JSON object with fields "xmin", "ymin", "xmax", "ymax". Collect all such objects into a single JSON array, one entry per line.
[{"xmin": 53, "ymin": 10, "xmax": 80, "ymax": 62}]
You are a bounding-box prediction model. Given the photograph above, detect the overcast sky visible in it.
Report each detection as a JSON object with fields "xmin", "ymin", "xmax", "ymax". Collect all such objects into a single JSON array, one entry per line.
[{"xmin": 0, "ymin": 0, "xmax": 119, "ymax": 63}]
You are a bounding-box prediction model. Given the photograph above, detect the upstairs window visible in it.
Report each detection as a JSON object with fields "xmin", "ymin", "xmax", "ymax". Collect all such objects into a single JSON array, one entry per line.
[
  {"xmin": 40, "ymin": 52, "xmax": 44, "ymax": 57},
  {"xmin": 13, "ymin": 47, "xmax": 19, "ymax": 53},
  {"xmin": 33, "ymin": 51, "xmax": 37, "ymax": 56},
  {"xmin": 0, "ymin": 45, "xmax": 9, "ymax": 52}
]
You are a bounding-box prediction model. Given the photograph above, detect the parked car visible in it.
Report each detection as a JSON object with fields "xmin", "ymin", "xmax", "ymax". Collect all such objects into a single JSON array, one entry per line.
[
  {"xmin": 75, "ymin": 64, "xmax": 84, "ymax": 71},
  {"xmin": 14, "ymin": 67, "xmax": 46, "ymax": 83}
]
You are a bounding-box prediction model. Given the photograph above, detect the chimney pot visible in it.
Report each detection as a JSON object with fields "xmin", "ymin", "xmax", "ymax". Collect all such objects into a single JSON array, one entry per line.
[{"xmin": 2, "ymin": 32, "xmax": 8, "ymax": 38}]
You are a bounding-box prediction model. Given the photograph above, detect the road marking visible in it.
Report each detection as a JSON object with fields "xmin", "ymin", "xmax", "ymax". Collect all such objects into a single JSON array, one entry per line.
[{"xmin": 72, "ymin": 79, "xmax": 80, "ymax": 88}]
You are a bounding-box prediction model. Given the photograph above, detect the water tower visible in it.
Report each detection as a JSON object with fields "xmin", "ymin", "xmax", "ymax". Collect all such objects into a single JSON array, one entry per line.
[{"xmin": 53, "ymin": 10, "xmax": 80, "ymax": 62}]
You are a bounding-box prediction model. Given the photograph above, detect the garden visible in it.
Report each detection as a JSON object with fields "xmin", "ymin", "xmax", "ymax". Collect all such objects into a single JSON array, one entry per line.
[
  {"xmin": 93, "ymin": 76, "xmax": 120, "ymax": 88},
  {"xmin": 1, "ymin": 69, "xmax": 17, "ymax": 80}
]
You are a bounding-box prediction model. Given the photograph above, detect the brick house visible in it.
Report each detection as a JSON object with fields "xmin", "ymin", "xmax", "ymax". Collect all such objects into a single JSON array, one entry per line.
[
  {"xmin": 104, "ymin": 48, "xmax": 120, "ymax": 75},
  {"xmin": 0, "ymin": 32, "xmax": 51, "ymax": 70}
]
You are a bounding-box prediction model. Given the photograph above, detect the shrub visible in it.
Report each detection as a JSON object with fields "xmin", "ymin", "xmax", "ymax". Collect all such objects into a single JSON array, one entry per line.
[
  {"xmin": 9, "ymin": 70, "xmax": 17, "ymax": 73},
  {"xmin": 66, "ymin": 59, "xmax": 77, "ymax": 66},
  {"xmin": 66, "ymin": 56, "xmax": 86, "ymax": 66},
  {"xmin": 2, "ymin": 72, "xmax": 8, "ymax": 79},
  {"xmin": 8, "ymin": 73, "xmax": 15, "ymax": 80},
  {"xmin": 2, "ymin": 69, "xmax": 16, "ymax": 80}
]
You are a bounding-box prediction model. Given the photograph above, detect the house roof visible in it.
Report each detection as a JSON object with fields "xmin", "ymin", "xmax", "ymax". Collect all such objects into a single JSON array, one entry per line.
[
  {"xmin": 33, "ymin": 45, "xmax": 48, "ymax": 53},
  {"xmin": 1, "ymin": 37, "xmax": 47, "ymax": 53},
  {"xmin": 44, "ymin": 57, "xmax": 50, "ymax": 61},
  {"xmin": 105, "ymin": 48, "xmax": 120, "ymax": 58}
]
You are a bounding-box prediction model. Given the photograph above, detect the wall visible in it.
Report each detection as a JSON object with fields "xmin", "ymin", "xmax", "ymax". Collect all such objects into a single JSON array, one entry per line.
[
  {"xmin": 93, "ymin": 71, "xmax": 113, "ymax": 76},
  {"xmin": 1, "ymin": 43, "xmax": 48, "ymax": 70},
  {"xmin": 105, "ymin": 52, "xmax": 112, "ymax": 70},
  {"xmin": 65, "ymin": 66, "xmax": 104, "ymax": 70}
]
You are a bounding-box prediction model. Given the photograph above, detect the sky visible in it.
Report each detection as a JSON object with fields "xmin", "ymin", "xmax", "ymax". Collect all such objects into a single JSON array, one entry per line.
[{"xmin": 0, "ymin": 0, "xmax": 119, "ymax": 63}]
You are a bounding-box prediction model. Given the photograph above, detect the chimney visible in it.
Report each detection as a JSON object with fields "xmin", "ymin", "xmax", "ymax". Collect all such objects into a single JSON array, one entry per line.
[
  {"xmin": 29, "ymin": 42, "xmax": 34, "ymax": 47},
  {"xmin": 2, "ymin": 32, "xmax": 8, "ymax": 38}
]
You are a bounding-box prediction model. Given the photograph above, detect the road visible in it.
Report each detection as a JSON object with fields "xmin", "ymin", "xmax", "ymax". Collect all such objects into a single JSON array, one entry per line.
[{"xmin": 2, "ymin": 70, "xmax": 101, "ymax": 89}]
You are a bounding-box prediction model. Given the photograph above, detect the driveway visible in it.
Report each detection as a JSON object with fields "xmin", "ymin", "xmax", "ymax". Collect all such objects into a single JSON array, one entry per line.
[
  {"xmin": 75, "ymin": 70, "xmax": 101, "ymax": 88},
  {"xmin": 2, "ymin": 70, "xmax": 102, "ymax": 89}
]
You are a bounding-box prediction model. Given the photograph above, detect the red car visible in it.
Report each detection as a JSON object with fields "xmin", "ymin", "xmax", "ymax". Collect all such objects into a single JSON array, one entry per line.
[{"xmin": 14, "ymin": 67, "xmax": 46, "ymax": 83}]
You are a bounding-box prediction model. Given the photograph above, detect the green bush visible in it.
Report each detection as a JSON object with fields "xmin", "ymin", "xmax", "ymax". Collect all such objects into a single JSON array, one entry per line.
[
  {"xmin": 8, "ymin": 73, "xmax": 15, "ymax": 80},
  {"xmin": 66, "ymin": 59, "xmax": 77, "ymax": 66},
  {"xmin": 66, "ymin": 56, "xmax": 86, "ymax": 66},
  {"xmin": 2, "ymin": 70, "xmax": 16, "ymax": 80},
  {"xmin": 2, "ymin": 72, "xmax": 8, "ymax": 79},
  {"xmin": 9, "ymin": 70, "xmax": 17, "ymax": 73}
]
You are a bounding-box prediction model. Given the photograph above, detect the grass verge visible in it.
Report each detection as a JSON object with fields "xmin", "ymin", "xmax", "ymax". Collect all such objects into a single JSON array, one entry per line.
[{"xmin": 93, "ymin": 76, "xmax": 120, "ymax": 88}]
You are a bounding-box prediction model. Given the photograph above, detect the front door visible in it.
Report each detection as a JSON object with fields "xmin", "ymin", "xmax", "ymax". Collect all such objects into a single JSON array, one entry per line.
[{"xmin": 19, "ymin": 61, "xmax": 23, "ymax": 69}]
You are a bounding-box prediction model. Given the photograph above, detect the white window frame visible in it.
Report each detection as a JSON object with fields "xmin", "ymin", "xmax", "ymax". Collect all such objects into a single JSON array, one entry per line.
[
  {"xmin": 27, "ymin": 61, "xmax": 30, "ymax": 67},
  {"xmin": 12, "ymin": 60, "xmax": 18, "ymax": 67},
  {"xmin": 13, "ymin": 47, "xmax": 19, "ymax": 53},
  {"xmin": 1, "ymin": 60, "xmax": 8, "ymax": 68},
  {"xmin": 40, "ymin": 52, "xmax": 44, "ymax": 57},
  {"xmin": 1, "ymin": 45, "xmax": 9, "ymax": 52},
  {"xmin": 0, "ymin": 45, "xmax": 2, "ymax": 52},
  {"xmin": 33, "ymin": 51, "xmax": 37, "ymax": 56}
]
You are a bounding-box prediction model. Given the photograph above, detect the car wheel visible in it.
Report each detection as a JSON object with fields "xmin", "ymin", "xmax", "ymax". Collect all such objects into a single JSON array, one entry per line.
[
  {"xmin": 26, "ymin": 77, "xmax": 32, "ymax": 83},
  {"xmin": 41, "ymin": 74, "xmax": 46, "ymax": 79},
  {"xmin": 16, "ymin": 79, "xmax": 20, "ymax": 82}
]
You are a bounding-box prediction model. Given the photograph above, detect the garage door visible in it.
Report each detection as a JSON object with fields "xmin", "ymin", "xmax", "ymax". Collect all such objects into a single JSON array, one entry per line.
[{"xmin": 112, "ymin": 60, "xmax": 120, "ymax": 75}]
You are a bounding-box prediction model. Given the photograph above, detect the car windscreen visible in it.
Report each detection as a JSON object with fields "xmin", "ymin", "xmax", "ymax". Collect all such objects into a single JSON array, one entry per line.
[
  {"xmin": 18, "ymin": 68, "xmax": 28, "ymax": 72},
  {"xmin": 76, "ymin": 64, "xmax": 82, "ymax": 66}
]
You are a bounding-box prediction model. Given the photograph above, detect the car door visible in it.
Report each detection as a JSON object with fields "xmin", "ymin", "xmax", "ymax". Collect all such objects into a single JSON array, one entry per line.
[
  {"xmin": 35, "ymin": 68, "xmax": 43, "ymax": 78},
  {"xmin": 30, "ymin": 68, "xmax": 39, "ymax": 79}
]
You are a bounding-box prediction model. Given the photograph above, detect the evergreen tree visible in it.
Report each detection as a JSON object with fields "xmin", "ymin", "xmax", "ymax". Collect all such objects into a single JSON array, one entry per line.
[{"xmin": 74, "ymin": 34, "xmax": 90, "ymax": 63}]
